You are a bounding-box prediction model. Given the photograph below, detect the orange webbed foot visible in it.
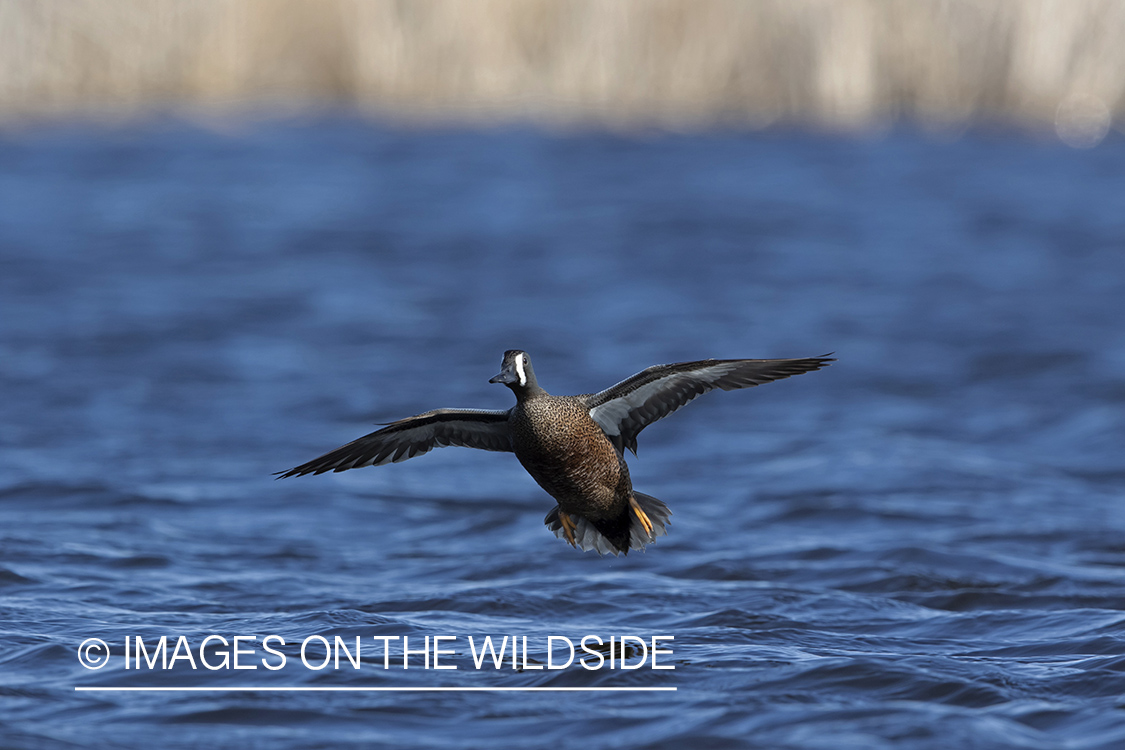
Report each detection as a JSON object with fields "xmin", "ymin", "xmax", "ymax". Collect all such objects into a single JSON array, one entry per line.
[
  {"xmin": 629, "ymin": 496, "xmax": 654, "ymax": 539},
  {"xmin": 559, "ymin": 511, "xmax": 578, "ymax": 547}
]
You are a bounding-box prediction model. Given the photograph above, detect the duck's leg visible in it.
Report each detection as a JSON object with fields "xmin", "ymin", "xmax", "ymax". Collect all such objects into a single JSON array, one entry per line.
[
  {"xmin": 559, "ymin": 512, "xmax": 578, "ymax": 547},
  {"xmin": 629, "ymin": 496, "xmax": 654, "ymax": 538}
]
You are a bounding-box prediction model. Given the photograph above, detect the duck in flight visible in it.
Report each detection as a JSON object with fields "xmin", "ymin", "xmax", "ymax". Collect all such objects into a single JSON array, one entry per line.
[{"xmin": 279, "ymin": 351, "xmax": 833, "ymax": 556}]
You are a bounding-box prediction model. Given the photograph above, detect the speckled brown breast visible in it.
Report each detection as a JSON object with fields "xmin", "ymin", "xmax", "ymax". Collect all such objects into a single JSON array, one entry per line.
[{"xmin": 509, "ymin": 394, "xmax": 632, "ymax": 520}]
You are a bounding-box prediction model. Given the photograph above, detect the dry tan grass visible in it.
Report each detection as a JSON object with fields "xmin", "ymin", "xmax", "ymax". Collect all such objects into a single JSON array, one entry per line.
[{"xmin": 1, "ymin": 0, "xmax": 1122, "ymax": 130}]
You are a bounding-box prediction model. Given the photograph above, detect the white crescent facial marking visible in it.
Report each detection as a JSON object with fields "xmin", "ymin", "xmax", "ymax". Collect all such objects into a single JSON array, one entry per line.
[{"xmin": 515, "ymin": 354, "xmax": 527, "ymax": 387}]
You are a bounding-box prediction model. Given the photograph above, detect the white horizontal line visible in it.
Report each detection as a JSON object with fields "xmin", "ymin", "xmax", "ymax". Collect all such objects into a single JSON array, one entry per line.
[{"xmin": 75, "ymin": 686, "xmax": 675, "ymax": 692}]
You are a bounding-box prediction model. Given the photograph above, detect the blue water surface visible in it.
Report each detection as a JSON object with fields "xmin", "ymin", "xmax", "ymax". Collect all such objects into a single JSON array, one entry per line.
[{"xmin": 1, "ymin": 119, "xmax": 1124, "ymax": 749}]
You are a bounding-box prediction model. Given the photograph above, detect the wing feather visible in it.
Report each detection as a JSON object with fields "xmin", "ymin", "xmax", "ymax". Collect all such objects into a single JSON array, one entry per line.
[
  {"xmin": 277, "ymin": 408, "xmax": 512, "ymax": 477},
  {"xmin": 587, "ymin": 356, "xmax": 833, "ymax": 454}
]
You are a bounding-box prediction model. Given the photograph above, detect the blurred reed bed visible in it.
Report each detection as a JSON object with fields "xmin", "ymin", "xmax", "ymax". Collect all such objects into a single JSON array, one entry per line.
[{"xmin": 1, "ymin": 0, "xmax": 1122, "ymax": 140}]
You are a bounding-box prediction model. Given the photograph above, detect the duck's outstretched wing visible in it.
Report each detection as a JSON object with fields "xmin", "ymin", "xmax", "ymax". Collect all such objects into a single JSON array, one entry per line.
[
  {"xmin": 586, "ymin": 356, "xmax": 834, "ymax": 455},
  {"xmin": 277, "ymin": 408, "xmax": 512, "ymax": 477}
]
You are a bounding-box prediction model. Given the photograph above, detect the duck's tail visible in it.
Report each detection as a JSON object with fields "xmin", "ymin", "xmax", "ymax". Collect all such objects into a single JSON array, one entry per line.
[{"xmin": 545, "ymin": 491, "xmax": 671, "ymax": 556}]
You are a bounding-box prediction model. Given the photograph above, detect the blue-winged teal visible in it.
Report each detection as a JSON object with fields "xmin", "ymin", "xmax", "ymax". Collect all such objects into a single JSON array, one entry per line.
[{"xmin": 279, "ymin": 351, "xmax": 833, "ymax": 555}]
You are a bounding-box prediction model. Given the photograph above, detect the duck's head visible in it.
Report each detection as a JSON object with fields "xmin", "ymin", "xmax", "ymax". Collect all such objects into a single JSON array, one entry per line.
[{"xmin": 489, "ymin": 350, "xmax": 540, "ymax": 394}]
